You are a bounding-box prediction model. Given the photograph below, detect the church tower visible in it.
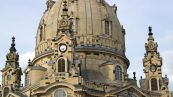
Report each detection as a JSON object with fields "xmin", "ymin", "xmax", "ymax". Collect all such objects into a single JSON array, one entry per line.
[
  {"xmin": 140, "ymin": 27, "xmax": 169, "ymax": 97},
  {"xmin": 1, "ymin": 37, "xmax": 22, "ymax": 97}
]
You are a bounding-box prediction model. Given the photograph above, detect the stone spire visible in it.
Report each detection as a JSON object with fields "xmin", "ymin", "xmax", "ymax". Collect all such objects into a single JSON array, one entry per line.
[
  {"xmin": 1, "ymin": 37, "xmax": 22, "ymax": 91},
  {"xmin": 148, "ymin": 26, "xmax": 153, "ymax": 35},
  {"xmin": 148, "ymin": 26, "xmax": 154, "ymax": 41},
  {"xmin": 28, "ymin": 59, "xmax": 32, "ymax": 66},
  {"xmin": 145, "ymin": 26, "xmax": 158, "ymax": 53},
  {"xmin": 141, "ymin": 26, "xmax": 169, "ymax": 93},
  {"xmin": 122, "ymin": 25, "xmax": 126, "ymax": 34},
  {"xmin": 62, "ymin": 0, "xmax": 68, "ymax": 16},
  {"xmin": 10, "ymin": 36, "xmax": 16, "ymax": 52},
  {"xmin": 6, "ymin": 36, "xmax": 19, "ymax": 62},
  {"xmin": 58, "ymin": 0, "xmax": 71, "ymax": 32}
]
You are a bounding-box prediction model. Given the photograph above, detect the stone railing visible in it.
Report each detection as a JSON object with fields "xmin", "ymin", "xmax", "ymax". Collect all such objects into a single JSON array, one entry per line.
[
  {"xmin": 76, "ymin": 35, "xmax": 119, "ymax": 49},
  {"xmin": 35, "ymin": 40, "xmax": 53, "ymax": 56}
]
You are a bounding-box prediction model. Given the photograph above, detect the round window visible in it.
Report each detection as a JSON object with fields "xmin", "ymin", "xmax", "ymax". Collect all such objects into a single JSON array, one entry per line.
[
  {"xmin": 7, "ymin": 75, "xmax": 11, "ymax": 80},
  {"xmin": 54, "ymin": 89, "xmax": 67, "ymax": 97}
]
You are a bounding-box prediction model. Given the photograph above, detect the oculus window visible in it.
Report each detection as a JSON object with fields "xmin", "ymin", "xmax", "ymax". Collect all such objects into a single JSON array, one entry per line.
[{"xmin": 54, "ymin": 89, "xmax": 67, "ymax": 97}]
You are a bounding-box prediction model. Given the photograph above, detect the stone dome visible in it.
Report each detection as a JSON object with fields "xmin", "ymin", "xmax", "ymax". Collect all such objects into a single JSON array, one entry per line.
[
  {"xmin": 35, "ymin": 0, "xmax": 126, "ymax": 58},
  {"xmin": 33, "ymin": 0, "xmax": 129, "ymax": 83}
]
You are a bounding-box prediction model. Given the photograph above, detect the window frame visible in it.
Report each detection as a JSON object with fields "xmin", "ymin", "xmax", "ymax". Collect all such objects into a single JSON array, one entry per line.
[
  {"xmin": 3, "ymin": 87, "xmax": 10, "ymax": 97},
  {"xmin": 58, "ymin": 58, "xmax": 66, "ymax": 72},
  {"xmin": 39, "ymin": 25, "xmax": 43, "ymax": 42},
  {"xmin": 56, "ymin": 58, "xmax": 67, "ymax": 73},
  {"xmin": 102, "ymin": 17, "xmax": 112, "ymax": 36},
  {"xmin": 105, "ymin": 21, "xmax": 110, "ymax": 35},
  {"xmin": 151, "ymin": 78, "xmax": 158, "ymax": 91},
  {"xmin": 115, "ymin": 65, "xmax": 122, "ymax": 81}
]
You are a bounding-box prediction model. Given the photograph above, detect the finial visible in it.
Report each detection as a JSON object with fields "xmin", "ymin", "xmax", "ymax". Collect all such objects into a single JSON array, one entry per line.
[
  {"xmin": 140, "ymin": 76, "xmax": 142, "ymax": 80},
  {"xmin": 12, "ymin": 36, "xmax": 15, "ymax": 47},
  {"xmin": 46, "ymin": 0, "xmax": 55, "ymax": 11},
  {"xmin": 61, "ymin": 0, "xmax": 68, "ymax": 17},
  {"xmin": 28, "ymin": 59, "xmax": 32, "ymax": 66},
  {"xmin": 133, "ymin": 72, "xmax": 136, "ymax": 80},
  {"xmin": 165, "ymin": 74, "xmax": 167, "ymax": 78},
  {"xmin": 122, "ymin": 25, "xmax": 126, "ymax": 34},
  {"xmin": 63, "ymin": 0, "xmax": 68, "ymax": 12},
  {"xmin": 10, "ymin": 36, "xmax": 16, "ymax": 52},
  {"xmin": 164, "ymin": 74, "xmax": 169, "ymax": 81},
  {"xmin": 113, "ymin": 4, "xmax": 117, "ymax": 13},
  {"xmin": 148, "ymin": 26, "xmax": 153, "ymax": 36}
]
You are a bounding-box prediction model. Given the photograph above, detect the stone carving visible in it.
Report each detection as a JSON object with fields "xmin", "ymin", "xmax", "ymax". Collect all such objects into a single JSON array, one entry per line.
[{"xmin": 46, "ymin": 0, "xmax": 55, "ymax": 11}]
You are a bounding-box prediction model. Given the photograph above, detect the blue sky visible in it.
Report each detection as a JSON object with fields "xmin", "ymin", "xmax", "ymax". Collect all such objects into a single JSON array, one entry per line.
[{"xmin": 0, "ymin": 0, "xmax": 173, "ymax": 90}]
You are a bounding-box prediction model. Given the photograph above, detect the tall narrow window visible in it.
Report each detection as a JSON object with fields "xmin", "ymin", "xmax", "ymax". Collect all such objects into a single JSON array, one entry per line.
[
  {"xmin": 54, "ymin": 89, "xmax": 67, "ymax": 97},
  {"xmin": 115, "ymin": 66, "xmax": 122, "ymax": 80},
  {"xmin": 58, "ymin": 58, "xmax": 65, "ymax": 72},
  {"xmin": 151, "ymin": 78, "xmax": 158, "ymax": 91},
  {"xmin": 3, "ymin": 87, "xmax": 9, "ymax": 97},
  {"xmin": 105, "ymin": 21, "xmax": 110, "ymax": 35},
  {"xmin": 25, "ymin": 73, "xmax": 29, "ymax": 86},
  {"xmin": 40, "ymin": 26, "xmax": 43, "ymax": 41}
]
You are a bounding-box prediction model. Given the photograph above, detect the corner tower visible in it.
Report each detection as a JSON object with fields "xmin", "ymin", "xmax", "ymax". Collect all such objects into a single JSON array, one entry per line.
[
  {"xmin": 140, "ymin": 27, "xmax": 169, "ymax": 97},
  {"xmin": 1, "ymin": 37, "xmax": 22, "ymax": 97}
]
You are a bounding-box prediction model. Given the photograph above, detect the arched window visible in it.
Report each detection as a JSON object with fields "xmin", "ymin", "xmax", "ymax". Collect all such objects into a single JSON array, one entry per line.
[
  {"xmin": 54, "ymin": 89, "xmax": 66, "ymax": 97},
  {"xmin": 151, "ymin": 78, "xmax": 158, "ymax": 91},
  {"xmin": 115, "ymin": 66, "xmax": 122, "ymax": 80},
  {"xmin": 58, "ymin": 58, "xmax": 65, "ymax": 72},
  {"xmin": 3, "ymin": 87, "xmax": 9, "ymax": 97}
]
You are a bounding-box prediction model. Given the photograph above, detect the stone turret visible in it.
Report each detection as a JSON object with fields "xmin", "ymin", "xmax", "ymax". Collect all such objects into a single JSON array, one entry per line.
[
  {"xmin": 140, "ymin": 27, "xmax": 169, "ymax": 97},
  {"xmin": 1, "ymin": 37, "xmax": 22, "ymax": 97}
]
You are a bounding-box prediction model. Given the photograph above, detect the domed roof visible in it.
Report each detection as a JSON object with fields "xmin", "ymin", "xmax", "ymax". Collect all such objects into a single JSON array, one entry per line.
[
  {"xmin": 35, "ymin": 0, "xmax": 126, "ymax": 57},
  {"xmin": 31, "ymin": 0, "xmax": 130, "ymax": 84}
]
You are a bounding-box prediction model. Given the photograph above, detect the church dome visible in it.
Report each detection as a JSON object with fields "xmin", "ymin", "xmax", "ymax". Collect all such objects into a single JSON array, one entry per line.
[
  {"xmin": 35, "ymin": 0, "xmax": 126, "ymax": 58},
  {"xmin": 33, "ymin": 0, "xmax": 129, "ymax": 83}
]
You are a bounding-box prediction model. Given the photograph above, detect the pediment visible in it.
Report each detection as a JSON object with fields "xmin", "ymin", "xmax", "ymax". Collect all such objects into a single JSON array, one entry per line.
[
  {"xmin": 7, "ymin": 91, "xmax": 27, "ymax": 97},
  {"xmin": 1, "ymin": 66, "xmax": 16, "ymax": 74},
  {"xmin": 32, "ymin": 82, "xmax": 82, "ymax": 95},
  {"xmin": 109, "ymin": 85, "xmax": 149, "ymax": 97},
  {"xmin": 53, "ymin": 34, "xmax": 72, "ymax": 44}
]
